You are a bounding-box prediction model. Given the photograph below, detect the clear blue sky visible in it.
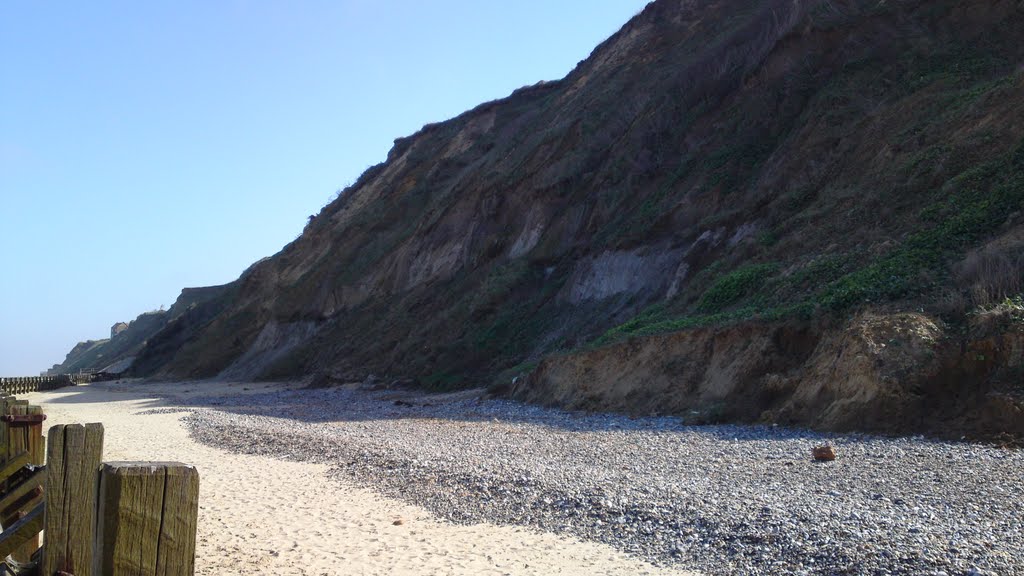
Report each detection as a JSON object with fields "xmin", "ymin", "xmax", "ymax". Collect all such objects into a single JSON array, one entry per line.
[{"xmin": 0, "ymin": 1, "xmax": 649, "ymax": 375}]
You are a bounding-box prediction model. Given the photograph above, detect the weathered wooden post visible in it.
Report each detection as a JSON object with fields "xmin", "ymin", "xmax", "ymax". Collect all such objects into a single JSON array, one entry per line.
[
  {"xmin": 0, "ymin": 395, "xmax": 10, "ymax": 463},
  {"xmin": 4, "ymin": 400, "xmax": 29, "ymax": 469},
  {"xmin": 97, "ymin": 462, "xmax": 199, "ymax": 575},
  {"xmin": 43, "ymin": 423, "xmax": 104, "ymax": 576}
]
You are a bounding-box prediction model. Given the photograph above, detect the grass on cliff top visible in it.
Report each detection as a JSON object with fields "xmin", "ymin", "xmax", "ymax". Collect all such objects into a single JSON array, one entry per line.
[{"xmin": 975, "ymin": 295, "xmax": 1024, "ymax": 322}]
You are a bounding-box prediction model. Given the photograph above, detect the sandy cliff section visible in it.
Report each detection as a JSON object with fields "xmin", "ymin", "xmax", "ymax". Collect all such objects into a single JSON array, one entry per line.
[{"xmin": 515, "ymin": 310, "xmax": 1024, "ymax": 440}]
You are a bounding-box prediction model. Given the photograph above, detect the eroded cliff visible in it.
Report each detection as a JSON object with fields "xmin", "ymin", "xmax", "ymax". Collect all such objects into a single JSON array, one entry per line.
[{"xmin": 58, "ymin": 0, "xmax": 1024, "ymax": 438}]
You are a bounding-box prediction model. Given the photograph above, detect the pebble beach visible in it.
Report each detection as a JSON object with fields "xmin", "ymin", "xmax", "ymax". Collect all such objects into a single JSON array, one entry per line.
[
  {"xmin": 30, "ymin": 381, "xmax": 1024, "ymax": 575},
  {"xmin": 27, "ymin": 382, "xmax": 691, "ymax": 576}
]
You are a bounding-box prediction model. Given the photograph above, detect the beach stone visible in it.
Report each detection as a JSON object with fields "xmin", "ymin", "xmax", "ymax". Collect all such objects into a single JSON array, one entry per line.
[{"xmin": 813, "ymin": 445, "xmax": 837, "ymax": 462}]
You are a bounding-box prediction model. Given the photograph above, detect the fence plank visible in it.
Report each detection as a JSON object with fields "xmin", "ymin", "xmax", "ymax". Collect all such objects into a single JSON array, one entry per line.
[
  {"xmin": 0, "ymin": 502, "xmax": 43, "ymax": 559},
  {"xmin": 0, "ymin": 453, "xmax": 30, "ymax": 485},
  {"xmin": 17, "ymin": 405, "xmax": 46, "ymax": 559},
  {"xmin": 0, "ymin": 396, "xmax": 12, "ymax": 463},
  {"xmin": 0, "ymin": 467, "xmax": 43, "ymax": 515},
  {"xmin": 42, "ymin": 425, "xmax": 67, "ymax": 576},
  {"xmin": 98, "ymin": 462, "xmax": 167, "ymax": 575},
  {"xmin": 26, "ymin": 407, "xmax": 45, "ymax": 468},
  {"xmin": 8, "ymin": 409, "xmax": 26, "ymax": 466},
  {"xmin": 43, "ymin": 423, "xmax": 104, "ymax": 576},
  {"xmin": 156, "ymin": 464, "xmax": 200, "ymax": 576},
  {"xmin": 96, "ymin": 462, "xmax": 200, "ymax": 575}
]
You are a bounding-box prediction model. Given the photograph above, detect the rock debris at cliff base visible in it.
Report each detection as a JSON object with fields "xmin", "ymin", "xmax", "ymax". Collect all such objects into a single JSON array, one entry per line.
[{"xmin": 182, "ymin": 386, "xmax": 1023, "ymax": 576}]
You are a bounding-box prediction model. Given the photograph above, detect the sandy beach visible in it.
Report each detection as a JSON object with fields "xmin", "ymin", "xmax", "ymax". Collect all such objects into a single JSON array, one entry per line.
[
  {"xmin": 24, "ymin": 380, "xmax": 1024, "ymax": 575},
  {"xmin": 25, "ymin": 381, "xmax": 695, "ymax": 576}
]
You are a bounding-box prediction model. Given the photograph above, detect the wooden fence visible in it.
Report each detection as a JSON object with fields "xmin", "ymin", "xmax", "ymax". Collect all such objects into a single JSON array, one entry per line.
[
  {"xmin": 0, "ymin": 376, "xmax": 88, "ymax": 397},
  {"xmin": 0, "ymin": 395, "xmax": 199, "ymax": 575},
  {"xmin": 0, "ymin": 396, "xmax": 46, "ymax": 567}
]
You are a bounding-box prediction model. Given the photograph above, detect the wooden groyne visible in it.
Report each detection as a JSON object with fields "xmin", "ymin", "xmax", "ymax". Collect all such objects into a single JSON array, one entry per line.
[
  {"xmin": 0, "ymin": 375, "xmax": 92, "ymax": 396},
  {"xmin": 0, "ymin": 394, "xmax": 199, "ymax": 575}
]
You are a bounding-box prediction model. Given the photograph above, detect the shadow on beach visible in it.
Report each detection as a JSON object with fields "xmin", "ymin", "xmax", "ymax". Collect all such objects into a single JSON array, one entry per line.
[{"xmin": 38, "ymin": 379, "xmax": 880, "ymax": 446}]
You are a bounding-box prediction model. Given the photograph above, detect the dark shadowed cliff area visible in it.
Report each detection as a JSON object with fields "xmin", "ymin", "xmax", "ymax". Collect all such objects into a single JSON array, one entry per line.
[{"xmin": 54, "ymin": 0, "xmax": 1024, "ymax": 440}]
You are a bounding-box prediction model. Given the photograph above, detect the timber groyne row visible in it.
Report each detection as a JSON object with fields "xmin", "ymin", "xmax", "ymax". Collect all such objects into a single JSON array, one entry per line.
[{"xmin": 0, "ymin": 375, "xmax": 90, "ymax": 395}]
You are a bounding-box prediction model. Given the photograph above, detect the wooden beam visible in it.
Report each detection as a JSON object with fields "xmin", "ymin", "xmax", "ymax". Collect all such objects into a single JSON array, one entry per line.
[
  {"xmin": 0, "ymin": 452, "xmax": 30, "ymax": 485},
  {"xmin": 98, "ymin": 462, "xmax": 199, "ymax": 576},
  {"xmin": 0, "ymin": 414, "xmax": 47, "ymax": 424},
  {"xmin": 0, "ymin": 395, "xmax": 12, "ymax": 463},
  {"xmin": 156, "ymin": 464, "xmax": 200, "ymax": 576},
  {"xmin": 0, "ymin": 488, "xmax": 42, "ymax": 524},
  {"xmin": 0, "ymin": 502, "xmax": 43, "ymax": 559},
  {"xmin": 26, "ymin": 407, "xmax": 46, "ymax": 462},
  {"xmin": 43, "ymin": 424, "xmax": 68, "ymax": 575},
  {"xmin": 98, "ymin": 463, "xmax": 166, "ymax": 575},
  {"xmin": 0, "ymin": 466, "xmax": 42, "ymax": 515},
  {"xmin": 19, "ymin": 404, "xmax": 45, "ymax": 558},
  {"xmin": 42, "ymin": 423, "xmax": 104, "ymax": 576},
  {"xmin": 7, "ymin": 409, "xmax": 27, "ymax": 483}
]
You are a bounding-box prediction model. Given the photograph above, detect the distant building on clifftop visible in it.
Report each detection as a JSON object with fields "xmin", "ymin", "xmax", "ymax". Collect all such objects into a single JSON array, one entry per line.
[{"xmin": 110, "ymin": 322, "xmax": 128, "ymax": 338}]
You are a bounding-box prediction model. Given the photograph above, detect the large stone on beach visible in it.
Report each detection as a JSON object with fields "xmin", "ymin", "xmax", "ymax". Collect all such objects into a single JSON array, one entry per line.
[{"xmin": 812, "ymin": 445, "xmax": 836, "ymax": 462}]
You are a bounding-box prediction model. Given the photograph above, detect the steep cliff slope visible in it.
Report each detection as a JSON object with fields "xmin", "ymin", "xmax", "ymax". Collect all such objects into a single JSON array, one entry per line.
[
  {"xmin": 62, "ymin": 0, "xmax": 1024, "ymax": 437},
  {"xmin": 49, "ymin": 283, "xmax": 231, "ymax": 376}
]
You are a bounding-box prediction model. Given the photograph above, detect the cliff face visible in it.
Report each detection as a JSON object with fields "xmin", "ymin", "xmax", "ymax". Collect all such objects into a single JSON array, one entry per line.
[
  {"xmin": 60, "ymin": 0, "xmax": 1024, "ymax": 437},
  {"xmin": 49, "ymin": 284, "xmax": 231, "ymax": 376},
  {"xmin": 514, "ymin": 307, "xmax": 1024, "ymax": 439}
]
